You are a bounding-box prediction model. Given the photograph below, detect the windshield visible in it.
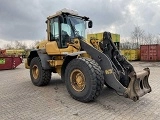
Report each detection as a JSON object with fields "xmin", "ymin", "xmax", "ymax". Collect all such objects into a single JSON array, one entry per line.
[{"xmin": 62, "ymin": 16, "xmax": 86, "ymax": 39}]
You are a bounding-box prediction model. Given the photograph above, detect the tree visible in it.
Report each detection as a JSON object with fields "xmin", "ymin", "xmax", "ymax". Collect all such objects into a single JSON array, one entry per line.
[
  {"xmin": 131, "ymin": 26, "xmax": 145, "ymax": 48},
  {"xmin": 5, "ymin": 41, "xmax": 14, "ymax": 49},
  {"xmin": 155, "ymin": 35, "xmax": 160, "ymax": 44},
  {"xmin": 145, "ymin": 33, "xmax": 154, "ymax": 44},
  {"xmin": 4, "ymin": 40, "xmax": 27, "ymax": 49},
  {"xmin": 14, "ymin": 41, "xmax": 28, "ymax": 49},
  {"xmin": 29, "ymin": 40, "xmax": 41, "ymax": 49}
]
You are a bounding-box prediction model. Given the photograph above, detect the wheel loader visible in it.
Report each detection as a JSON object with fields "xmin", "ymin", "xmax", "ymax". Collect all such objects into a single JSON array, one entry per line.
[{"xmin": 25, "ymin": 8, "xmax": 151, "ymax": 102}]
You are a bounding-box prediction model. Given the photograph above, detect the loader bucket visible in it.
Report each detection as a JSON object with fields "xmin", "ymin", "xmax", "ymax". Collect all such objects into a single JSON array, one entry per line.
[{"xmin": 124, "ymin": 68, "xmax": 151, "ymax": 101}]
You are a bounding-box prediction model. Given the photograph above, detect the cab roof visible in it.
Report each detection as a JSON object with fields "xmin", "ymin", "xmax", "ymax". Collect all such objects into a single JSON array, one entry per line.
[{"xmin": 47, "ymin": 8, "xmax": 89, "ymax": 20}]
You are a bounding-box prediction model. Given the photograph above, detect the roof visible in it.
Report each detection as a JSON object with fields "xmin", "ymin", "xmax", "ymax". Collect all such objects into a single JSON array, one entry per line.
[{"xmin": 47, "ymin": 8, "xmax": 79, "ymax": 19}]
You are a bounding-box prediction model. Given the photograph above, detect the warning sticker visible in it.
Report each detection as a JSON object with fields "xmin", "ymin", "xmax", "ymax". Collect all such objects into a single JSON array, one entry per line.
[{"xmin": 0, "ymin": 58, "xmax": 5, "ymax": 64}]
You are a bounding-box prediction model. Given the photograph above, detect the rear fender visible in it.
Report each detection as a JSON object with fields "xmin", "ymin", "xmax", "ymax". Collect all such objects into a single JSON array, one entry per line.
[{"xmin": 27, "ymin": 50, "xmax": 51, "ymax": 70}]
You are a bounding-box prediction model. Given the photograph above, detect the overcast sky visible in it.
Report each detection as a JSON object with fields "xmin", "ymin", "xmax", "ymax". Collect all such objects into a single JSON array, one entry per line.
[{"xmin": 0, "ymin": 0, "xmax": 160, "ymax": 45}]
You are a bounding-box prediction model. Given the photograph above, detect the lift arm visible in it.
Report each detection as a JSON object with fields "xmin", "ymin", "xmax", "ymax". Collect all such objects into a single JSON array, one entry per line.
[{"xmin": 80, "ymin": 32, "xmax": 151, "ymax": 101}]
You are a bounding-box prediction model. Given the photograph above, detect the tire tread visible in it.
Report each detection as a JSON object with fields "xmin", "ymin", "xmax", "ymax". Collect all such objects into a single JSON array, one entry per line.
[
  {"xmin": 66, "ymin": 57, "xmax": 104, "ymax": 102},
  {"xmin": 30, "ymin": 57, "xmax": 51, "ymax": 86}
]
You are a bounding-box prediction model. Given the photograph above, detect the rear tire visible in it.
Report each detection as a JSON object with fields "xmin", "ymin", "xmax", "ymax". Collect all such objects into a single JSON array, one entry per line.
[
  {"xmin": 65, "ymin": 58, "xmax": 104, "ymax": 102},
  {"xmin": 30, "ymin": 57, "xmax": 51, "ymax": 86}
]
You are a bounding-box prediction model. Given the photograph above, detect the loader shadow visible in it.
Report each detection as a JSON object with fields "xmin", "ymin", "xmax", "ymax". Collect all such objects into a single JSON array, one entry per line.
[
  {"xmin": 49, "ymin": 77, "xmax": 64, "ymax": 85},
  {"xmin": 49, "ymin": 79, "xmax": 64, "ymax": 89},
  {"xmin": 99, "ymin": 87, "xmax": 120, "ymax": 99},
  {"xmin": 99, "ymin": 87, "xmax": 132, "ymax": 104},
  {"xmin": 23, "ymin": 75, "xmax": 152, "ymax": 108},
  {"xmin": 95, "ymin": 86, "xmax": 152, "ymax": 113},
  {"xmin": 20, "ymin": 78, "xmax": 65, "ymax": 94},
  {"xmin": 22, "ymin": 78, "xmax": 152, "ymax": 115}
]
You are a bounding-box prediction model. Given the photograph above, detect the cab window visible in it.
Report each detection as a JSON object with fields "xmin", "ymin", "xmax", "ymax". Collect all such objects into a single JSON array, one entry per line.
[
  {"xmin": 61, "ymin": 23, "xmax": 71, "ymax": 47},
  {"xmin": 50, "ymin": 17, "xmax": 61, "ymax": 47}
]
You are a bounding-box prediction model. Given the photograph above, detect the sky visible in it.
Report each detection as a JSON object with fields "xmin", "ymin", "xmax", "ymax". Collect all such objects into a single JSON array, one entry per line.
[{"xmin": 0, "ymin": 0, "xmax": 160, "ymax": 48}]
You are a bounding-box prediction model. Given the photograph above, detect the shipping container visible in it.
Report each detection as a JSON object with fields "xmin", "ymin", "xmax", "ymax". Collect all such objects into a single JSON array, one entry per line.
[
  {"xmin": 140, "ymin": 44, "xmax": 160, "ymax": 61},
  {"xmin": 130, "ymin": 49, "xmax": 140, "ymax": 61},
  {"xmin": 87, "ymin": 32, "xmax": 120, "ymax": 49},
  {"xmin": 148, "ymin": 45, "xmax": 160, "ymax": 61},
  {"xmin": 87, "ymin": 33, "xmax": 120, "ymax": 42},
  {"xmin": 120, "ymin": 50, "xmax": 130, "ymax": 60},
  {"xmin": 140, "ymin": 45, "xmax": 149, "ymax": 61},
  {"xmin": 120, "ymin": 49, "xmax": 140, "ymax": 61}
]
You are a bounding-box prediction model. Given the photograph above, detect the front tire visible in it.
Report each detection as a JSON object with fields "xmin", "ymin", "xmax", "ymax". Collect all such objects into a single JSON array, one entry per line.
[
  {"xmin": 65, "ymin": 58, "xmax": 104, "ymax": 102},
  {"xmin": 30, "ymin": 57, "xmax": 51, "ymax": 86}
]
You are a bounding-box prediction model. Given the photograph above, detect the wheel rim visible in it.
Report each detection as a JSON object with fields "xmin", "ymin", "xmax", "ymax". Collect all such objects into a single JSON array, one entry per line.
[
  {"xmin": 32, "ymin": 65, "xmax": 39, "ymax": 79},
  {"xmin": 70, "ymin": 69, "xmax": 86, "ymax": 92}
]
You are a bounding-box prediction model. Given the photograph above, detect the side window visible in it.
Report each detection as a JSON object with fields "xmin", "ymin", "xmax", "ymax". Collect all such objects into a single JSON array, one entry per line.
[
  {"xmin": 50, "ymin": 18, "xmax": 59, "ymax": 41},
  {"xmin": 61, "ymin": 23, "xmax": 71, "ymax": 47}
]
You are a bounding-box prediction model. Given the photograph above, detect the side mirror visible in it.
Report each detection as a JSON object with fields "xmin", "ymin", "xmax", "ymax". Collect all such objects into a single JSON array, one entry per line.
[{"xmin": 88, "ymin": 20, "xmax": 93, "ymax": 28}]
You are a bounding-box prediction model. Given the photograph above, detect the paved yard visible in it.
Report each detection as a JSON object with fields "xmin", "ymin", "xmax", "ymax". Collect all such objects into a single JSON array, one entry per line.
[{"xmin": 0, "ymin": 62, "xmax": 160, "ymax": 120}]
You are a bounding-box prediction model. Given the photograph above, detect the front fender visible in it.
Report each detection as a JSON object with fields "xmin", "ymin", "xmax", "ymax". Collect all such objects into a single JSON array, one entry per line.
[{"xmin": 61, "ymin": 51, "xmax": 86, "ymax": 81}]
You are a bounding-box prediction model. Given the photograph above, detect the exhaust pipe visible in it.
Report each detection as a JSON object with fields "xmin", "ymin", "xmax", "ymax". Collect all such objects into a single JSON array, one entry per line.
[{"xmin": 124, "ymin": 68, "xmax": 151, "ymax": 101}]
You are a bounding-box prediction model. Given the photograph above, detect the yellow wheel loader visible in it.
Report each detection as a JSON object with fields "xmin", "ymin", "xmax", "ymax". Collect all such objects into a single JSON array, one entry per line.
[{"xmin": 25, "ymin": 9, "xmax": 151, "ymax": 102}]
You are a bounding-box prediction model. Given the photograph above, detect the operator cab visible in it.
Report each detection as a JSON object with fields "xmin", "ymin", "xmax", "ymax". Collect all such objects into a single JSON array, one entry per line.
[{"xmin": 46, "ymin": 8, "xmax": 92, "ymax": 48}]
